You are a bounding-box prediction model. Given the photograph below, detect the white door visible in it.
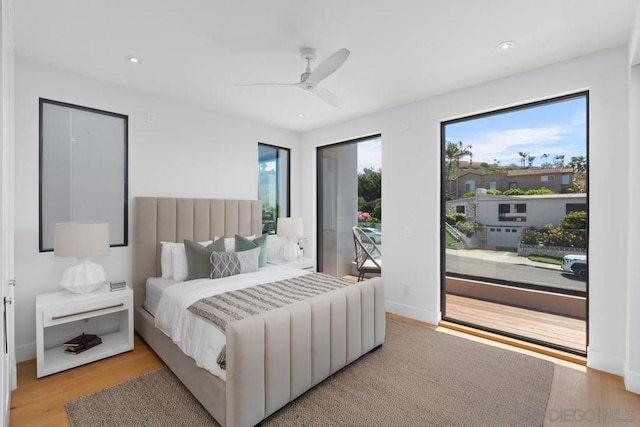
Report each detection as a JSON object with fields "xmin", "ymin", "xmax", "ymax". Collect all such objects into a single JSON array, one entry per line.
[{"xmin": 0, "ymin": 0, "xmax": 16, "ymax": 424}]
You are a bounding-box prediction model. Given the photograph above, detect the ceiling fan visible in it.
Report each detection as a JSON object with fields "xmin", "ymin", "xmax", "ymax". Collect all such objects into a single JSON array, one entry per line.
[{"xmin": 236, "ymin": 47, "xmax": 350, "ymax": 108}]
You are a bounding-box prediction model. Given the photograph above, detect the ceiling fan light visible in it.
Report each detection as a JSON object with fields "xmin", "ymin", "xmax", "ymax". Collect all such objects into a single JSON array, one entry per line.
[{"xmin": 496, "ymin": 41, "xmax": 515, "ymax": 51}]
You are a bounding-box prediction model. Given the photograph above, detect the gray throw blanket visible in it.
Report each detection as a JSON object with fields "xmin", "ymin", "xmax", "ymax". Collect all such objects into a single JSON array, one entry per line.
[{"xmin": 188, "ymin": 272, "xmax": 353, "ymax": 369}]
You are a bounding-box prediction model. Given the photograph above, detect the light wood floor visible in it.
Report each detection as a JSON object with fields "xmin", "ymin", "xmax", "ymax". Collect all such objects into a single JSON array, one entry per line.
[
  {"xmin": 10, "ymin": 317, "xmax": 640, "ymax": 427},
  {"xmin": 446, "ymin": 293, "xmax": 587, "ymax": 352}
]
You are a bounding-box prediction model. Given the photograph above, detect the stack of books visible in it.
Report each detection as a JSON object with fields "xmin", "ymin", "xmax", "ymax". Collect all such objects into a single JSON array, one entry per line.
[
  {"xmin": 110, "ymin": 281, "xmax": 126, "ymax": 292},
  {"xmin": 63, "ymin": 333, "xmax": 102, "ymax": 355}
]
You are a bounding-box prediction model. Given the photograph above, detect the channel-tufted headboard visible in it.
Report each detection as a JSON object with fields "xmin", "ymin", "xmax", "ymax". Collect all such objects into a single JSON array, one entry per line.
[{"xmin": 133, "ymin": 197, "xmax": 262, "ymax": 310}]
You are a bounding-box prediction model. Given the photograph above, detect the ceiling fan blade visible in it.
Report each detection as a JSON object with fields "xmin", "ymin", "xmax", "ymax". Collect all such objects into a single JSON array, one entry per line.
[
  {"xmin": 306, "ymin": 48, "xmax": 350, "ymax": 85},
  {"xmin": 234, "ymin": 82, "xmax": 299, "ymax": 87},
  {"xmin": 308, "ymin": 85, "xmax": 344, "ymax": 109}
]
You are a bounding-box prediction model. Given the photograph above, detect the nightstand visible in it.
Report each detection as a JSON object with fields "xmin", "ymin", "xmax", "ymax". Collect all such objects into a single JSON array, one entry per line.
[
  {"xmin": 268, "ymin": 257, "xmax": 315, "ymax": 271},
  {"xmin": 35, "ymin": 284, "xmax": 133, "ymax": 378}
]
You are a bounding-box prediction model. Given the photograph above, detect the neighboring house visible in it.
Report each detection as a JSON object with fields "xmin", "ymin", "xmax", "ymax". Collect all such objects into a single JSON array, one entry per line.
[
  {"xmin": 446, "ymin": 190, "xmax": 586, "ymax": 249},
  {"xmin": 448, "ymin": 167, "xmax": 574, "ymax": 198}
]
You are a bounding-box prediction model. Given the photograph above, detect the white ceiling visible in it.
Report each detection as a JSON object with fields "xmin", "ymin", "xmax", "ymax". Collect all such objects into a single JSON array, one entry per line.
[{"xmin": 12, "ymin": 0, "xmax": 639, "ymax": 133}]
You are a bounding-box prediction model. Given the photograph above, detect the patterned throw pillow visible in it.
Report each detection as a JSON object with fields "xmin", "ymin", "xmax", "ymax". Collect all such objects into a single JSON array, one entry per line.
[{"xmin": 210, "ymin": 247, "xmax": 260, "ymax": 279}]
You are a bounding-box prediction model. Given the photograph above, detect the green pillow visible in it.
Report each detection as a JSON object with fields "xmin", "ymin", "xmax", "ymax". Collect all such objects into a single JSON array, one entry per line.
[
  {"xmin": 184, "ymin": 238, "xmax": 225, "ymax": 281},
  {"xmin": 235, "ymin": 234, "xmax": 268, "ymax": 267}
]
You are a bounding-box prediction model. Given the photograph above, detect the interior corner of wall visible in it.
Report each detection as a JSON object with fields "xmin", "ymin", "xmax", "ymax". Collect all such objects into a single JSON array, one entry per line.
[
  {"xmin": 624, "ymin": 365, "xmax": 640, "ymax": 395},
  {"xmin": 586, "ymin": 346, "xmax": 625, "ymax": 377},
  {"xmin": 385, "ymin": 300, "xmax": 440, "ymax": 326},
  {"xmin": 15, "ymin": 341, "xmax": 36, "ymax": 364}
]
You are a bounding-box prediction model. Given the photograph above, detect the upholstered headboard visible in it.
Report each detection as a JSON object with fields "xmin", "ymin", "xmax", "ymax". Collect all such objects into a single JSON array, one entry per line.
[{"xmin": 133, "ymin": 197, "xmax": 263, "ymax": 309}]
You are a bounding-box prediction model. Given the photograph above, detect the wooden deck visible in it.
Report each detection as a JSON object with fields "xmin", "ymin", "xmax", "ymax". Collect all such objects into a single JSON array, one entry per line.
[{"xmin": 445, "ymin": 293, "xmax": 586, "ymax": 352}]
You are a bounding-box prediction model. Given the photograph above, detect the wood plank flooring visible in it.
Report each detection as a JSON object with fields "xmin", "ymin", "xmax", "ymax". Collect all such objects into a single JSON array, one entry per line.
[
  {"xmin": 10, "ymin": 317, "xmax": 640, "ymax": 427},
  {"xmin": 446, "ymin": 293, "xmax": 587, "ymax": 352}
]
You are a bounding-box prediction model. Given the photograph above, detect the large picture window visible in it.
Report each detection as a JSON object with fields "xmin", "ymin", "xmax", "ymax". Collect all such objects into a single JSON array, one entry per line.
[
  {"xmin": 258, "ymin": 143, "xmax": 290, "ymax": 234},
  {"xmin": 39, "ymin": 99, "xmax": 128, "ymax": 252},
  {"xmin": 441, "ymin": 91, "xmax": 588, "ymax": 355}
]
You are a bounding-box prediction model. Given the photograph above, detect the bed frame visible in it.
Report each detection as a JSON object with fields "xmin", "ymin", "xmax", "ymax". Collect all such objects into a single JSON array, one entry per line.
[{"xmin": 133, "ymin": 197, "xmax": 385, "ymax": 427}]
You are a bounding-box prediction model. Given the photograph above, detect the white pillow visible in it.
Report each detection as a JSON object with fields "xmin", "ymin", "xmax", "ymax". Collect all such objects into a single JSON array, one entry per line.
[
  {"xmin": 266, "ymin": 234, "xmax": 287, "ymax": 261},
  {"xmin": 161, "ymin": 240, "xmax": 212, "ymax": 280}
]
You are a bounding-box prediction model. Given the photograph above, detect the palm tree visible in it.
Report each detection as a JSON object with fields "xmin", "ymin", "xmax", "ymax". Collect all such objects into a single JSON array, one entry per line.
[
  {"xmin": 518, "ymin": 151, "xmax": 529, "ymax": 168},
  {"xmin": 568, "ymin": 155, "xmax": 587, "ymax": 173},
  {"xmin": 527, "ymin": 155, "xmax": 536, "ymax": 168},
  {"xmin": 445, "ymin": 140, "xmax": 472, "ymax": 197},
  {"xmin": 541, "ymin": 153, "xmax": 549, "ymax": 168},
  {"xmin": 554, "ymin": 154, "xmax": 565, "ymax": 168}
]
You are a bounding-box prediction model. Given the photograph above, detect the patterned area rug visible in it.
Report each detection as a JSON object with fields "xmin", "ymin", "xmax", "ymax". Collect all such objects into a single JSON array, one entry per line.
[{"xmin": 66, "ymin": 319, "xmax": 554, "ymax": 426}]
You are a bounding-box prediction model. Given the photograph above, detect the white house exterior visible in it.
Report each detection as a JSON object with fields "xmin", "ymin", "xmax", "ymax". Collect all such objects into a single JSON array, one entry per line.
[{"xmin": 446, "ymin": 190, "xmax": 587, "ymax": 249}]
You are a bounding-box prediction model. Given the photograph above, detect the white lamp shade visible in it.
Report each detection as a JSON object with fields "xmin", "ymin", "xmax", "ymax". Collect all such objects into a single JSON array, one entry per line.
[
  {"xmin": 277, "ymin": 217, "xmax": 303, "ymax": 238},
  {"xmin": 54, "ymin": 223, "xmax": 110, "ymax": 257},
  {"xmin": 54, "ymin": 223, "xmax": 109, "ymax": 294}
]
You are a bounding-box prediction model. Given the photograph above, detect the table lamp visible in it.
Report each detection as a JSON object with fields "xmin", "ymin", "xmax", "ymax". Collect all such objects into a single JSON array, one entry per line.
[
  {"xmin": 277, "ymin": 217, "xmax": 303, "ymax": 261},
  {"xmin": 54, "ymin": 223, "xmax": 109, "ymax": 294}
]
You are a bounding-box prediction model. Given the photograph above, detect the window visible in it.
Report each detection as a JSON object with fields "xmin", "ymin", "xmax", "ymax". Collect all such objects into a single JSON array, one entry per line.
[
  {"xmin": 541, "ymin": 175, "xmax": 555, "ymax": 182},
  {"xmin": 566, "ymin": 203, "xmax": 587, "ymax": 214},
  {"xmin": 258, "ymin": 143, "xmax": 290, "ymax": 234},
  {"xmin": 484, "ymin": 181, "xmax": 497, "ymax": 190},
  {"xmin": 465, "ymin": 180, "xmax": 476, "ymax": 192},
  {"xmin": 509, "ymin": 182, "xmax": 518, "ymax": 189},
  {"xmin": 562, "ymin": 174, "xmax": 571, "ymax": 185},
  {"xmin": 498, "ymin": 203, "xmax": 526, "ymax": 222},
  {"xmin": 456, "ymin": 206, "xmax": 465, "ymax": 214},
  {"xmin": 39, "ymin": 99, "xmax": 128, "ymax": 252}
]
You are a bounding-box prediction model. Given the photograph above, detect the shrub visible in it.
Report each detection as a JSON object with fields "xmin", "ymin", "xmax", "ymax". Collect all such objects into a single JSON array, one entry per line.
[
  {"xmin": 486, "ymin": 189, "xmax": 502, "ymax": 195},
  {"xmin": 525, "ymin": 187, "xmax": 555, "ymax": 195},
  {"xmin": 503, "ymin": 188, "xmax": 525, "ymax": 195},
  {"xmin": 455, "ymin": 221, "xmax": 477, "ymax": 237},
  {"xmin": 519, "ymin": 226, "xmax": 586, "ymax": 248},
  {"xmin": 559, "ymin": 211, "xmax": 587, "ymax": 230},
  {"xmin": 445, "ymin": 212, "xmax": 466, "ymax": 225},
  {"xmin": 462, "ymin": 191, "xmax": 476, "ymax": 198}
]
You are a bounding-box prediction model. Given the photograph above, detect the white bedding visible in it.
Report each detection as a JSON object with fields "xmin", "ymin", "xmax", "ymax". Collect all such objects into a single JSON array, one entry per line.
[
  {"xmin": 154, "ymin": 265, "xmax": 309, "ymax": 381},
  {"xmin": 144, "ymin": 277, "xmax": 179, "ymax": 315}
]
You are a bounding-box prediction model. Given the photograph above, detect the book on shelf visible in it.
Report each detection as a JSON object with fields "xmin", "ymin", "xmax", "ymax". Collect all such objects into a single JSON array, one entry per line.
[{"xmin": 63, "ymin": 333, "xmax": 102, "ymax": 354}]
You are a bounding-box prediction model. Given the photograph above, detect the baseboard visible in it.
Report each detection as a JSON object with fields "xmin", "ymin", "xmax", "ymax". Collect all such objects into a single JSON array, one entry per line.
[
  {"xmin": 385, "ymin": 301, "xmax": 440, "ymax": 325},
  {"xmin": 624, "ymin": 364, "xmax": 640, "ymax": 395},
  {"xmin": 587, "ymin": 346, "xmax": 624, "ymax": 376},
  {"xmin": 16, "ymin": 342, "xmax": 36, "ymax": 363}
]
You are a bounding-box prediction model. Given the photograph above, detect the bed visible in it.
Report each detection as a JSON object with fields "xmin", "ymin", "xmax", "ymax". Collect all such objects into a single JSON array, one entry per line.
[{"xmin": 133, "ymin": 197, "xmax": 386, "ymax": 427}]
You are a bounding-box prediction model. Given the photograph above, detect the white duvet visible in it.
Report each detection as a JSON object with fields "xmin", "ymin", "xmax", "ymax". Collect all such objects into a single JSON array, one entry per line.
[{"xmin": 154, "ymin": 265, "xmax": 309, "ymax": 381}]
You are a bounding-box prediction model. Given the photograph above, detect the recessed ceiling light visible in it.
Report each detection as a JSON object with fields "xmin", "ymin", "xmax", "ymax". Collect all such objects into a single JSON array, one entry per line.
[
  {"xmin": 297, "ymin": 113, "xmax": 304, "ymax": 118},
  {"xmin": 125, "ymin": 55, "xmax": 141, "ymax": 64},
  {"xmin": 496, "ymin": 41, "xmax": 515, "ymax": 51}
]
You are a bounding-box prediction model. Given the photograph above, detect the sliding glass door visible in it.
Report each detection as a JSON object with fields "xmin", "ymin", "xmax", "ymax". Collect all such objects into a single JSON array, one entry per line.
[{"xmin": 317, "ymin": 135, "xmax": 381, "ymax": 278}]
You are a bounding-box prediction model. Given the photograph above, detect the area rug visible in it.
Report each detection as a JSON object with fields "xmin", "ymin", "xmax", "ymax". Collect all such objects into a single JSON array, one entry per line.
[{"xmin": 66, "ymin": 319, "xmax": 554, "ymax": 426}]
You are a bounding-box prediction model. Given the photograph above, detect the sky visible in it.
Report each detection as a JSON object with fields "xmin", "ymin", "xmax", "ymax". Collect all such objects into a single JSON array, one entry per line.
[
  {"xmin": 443, "ymin": 96, "xmax": 587, "ymax": 167},
  {"xmin": 357, "ymin": 136, "xmax": 382, "ymax": 173}
]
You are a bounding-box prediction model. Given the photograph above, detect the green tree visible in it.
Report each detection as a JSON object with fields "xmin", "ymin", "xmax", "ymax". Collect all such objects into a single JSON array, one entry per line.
[
  {"xmin": 358, "ymin": 168, "xmax": 381, "ymax": 203},
  {"xmin": 445, "ymin": 141, "xmax": 472, "ymax": 197},
  {"xmin": 559, "ymin": 211, "xmax": 587, "ymax": 230},
  {"xmin": 518, "ymin": 151, "xmax": 529, "ymax": 168},
  {"xmin": 527, "ymin": 155, "xmax": 536, "ymax": 168}
]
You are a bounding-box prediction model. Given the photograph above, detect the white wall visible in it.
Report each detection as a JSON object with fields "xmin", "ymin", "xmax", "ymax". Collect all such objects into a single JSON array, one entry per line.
[
  {"xmin": 626, "ymin": 64, "xmax": 640, "ymax": 394},
  {"xmin": 301, "ymin": 46, "xmax": 630, "ymax": 376},
  {"xmin": 14, "ymin": 58, "xmax": 300, "ymax": 361}
]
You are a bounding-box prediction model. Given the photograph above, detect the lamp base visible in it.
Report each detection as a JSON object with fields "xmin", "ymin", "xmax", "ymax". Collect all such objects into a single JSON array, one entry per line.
[
  {"xmin": 60, "ymin": 258, "xmax": 106, "ymax": 294},
  {"xmin": 281, "ymin": 238, "xmax": 301, "ymax": 261}
]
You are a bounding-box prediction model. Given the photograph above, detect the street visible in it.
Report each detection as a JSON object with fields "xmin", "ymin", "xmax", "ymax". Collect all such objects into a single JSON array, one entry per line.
[{"xmin": 446, "ymin": 252, "xmax": 586, "ymax": 293}]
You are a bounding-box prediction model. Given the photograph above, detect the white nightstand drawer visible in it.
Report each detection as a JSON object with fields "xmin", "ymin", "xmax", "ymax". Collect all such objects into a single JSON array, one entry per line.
[{"xmin": 42, "ymin": 293, "xmax": 130, "ymax": 327}]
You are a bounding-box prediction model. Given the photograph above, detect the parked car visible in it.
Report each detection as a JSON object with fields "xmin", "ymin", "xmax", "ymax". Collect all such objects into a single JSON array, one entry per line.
[
  {"xmin": 562, "ymin": 254, "xmax": 587, "ymax": 279},
  {"xmin": 361, "ymin": 227, "xmax": 382, "ymax": 244}
]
